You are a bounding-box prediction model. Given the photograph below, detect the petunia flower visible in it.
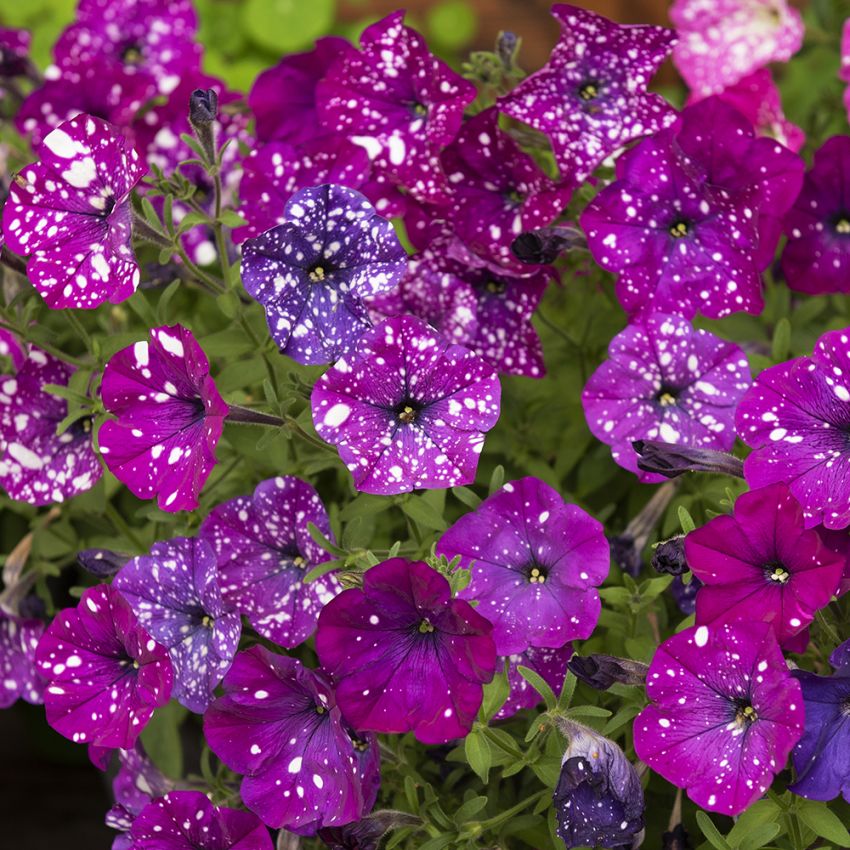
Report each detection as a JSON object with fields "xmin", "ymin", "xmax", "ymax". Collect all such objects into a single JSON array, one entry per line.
[
  {"xmin": 670, "ymin": 0, "xmax": 804, "ymax": 98},
  {"xmin": 0, "ymin": 610, "xmax": 45, "ymax": 708},
  {"xmin": 436, "ymin": 476, "xmax": 608, "ymax": 655},
  {"xmin": 634, "ymin": 621, "xmax": 804, "ymax": 815},
  {"xmin": 2, "ymin": 114, "xmax": 147, "ymax": 309},
  {"xmin": 0, "ymin": 27, "xmax": 32, "ymax": 78},
  {"xmin": 736, "ymin": 327, "xmax": 850, "ymax": 530},
  {"xmin": 311, "ymin": 315, "xmax": 501, "ymax": 495},
  {"xmin": 199, "ymin": 476, "xmax": 341, "ymax": 650},
  {"xmin": 495, "ymin": 645, "xmax": 572, "ymax": 720},
  {"xmin": 315, "ymin": 558, "xmax": 496, "ymax": 744},
  {"xmin": 316, "ymin": 11, "xmax": 476, "ymax": 203},
  {"xmin": 582, "ymin": 313, "xmax": 751, "ymax": 481},
  {"xmin": 0, "ymin": 328, "xmax": 25, "ymax": 370},
  {"xmin": 114, "ymin": 537, "xmax": 241, "ymax": 713},
  {"xmin": 781, "ymin": 136, "xmax": 850, "ymax": 295},
  {"xmin": 204, "ymin": 647, "xmax": 380, "ymax": 833},
  {"xmin": 0, "ymin": 347, "xmax": 102, "ymax": 505},
  {"xmin": 34, "ymin": 584, "xmax": 173, "ymax": 749},
  {"xmin": 129, "ymin": 791, "xmax": 274, "ymax": 850},
  {"xmin": 685, "ymin": 484, "xmax": 843, "ymax": 650},
  {"xmin": 98, "ymin": 324, "xmax": 228, "ymax": 512},
  {"xmin": 498, "ymin": 4, "xmax": 676, "ymax": 183},
  {"xmin": 241, "ymin": 184, "xmax": 408, "ymax": 365}
]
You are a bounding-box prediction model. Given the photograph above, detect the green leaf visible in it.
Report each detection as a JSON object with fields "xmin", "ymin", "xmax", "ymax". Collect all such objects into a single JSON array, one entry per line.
[
  {"xmin": 216, "ymin": 290, "xmax": 240, "ymax": 319},
  {"xmin": 401, "ymin": 495, "xmax": 447, "ymax": 532},
  {"xmin": 305, "ymin": 522, "xmax": 346, "ymax": 557},
  {"xmin": 175, "ymin": 211, "xmax": 209, "ymax": 235},
  {"xmin": 453, "ymin": 795, "xmax": 488, "ymax": 824},
  {"xmin": 565, "ymin": 705, "xmax": 612, "ymax": 719},
  {"xmin": 156, "ymin": 279, "xmax": 182, "ymax": 323},
  {"xmin": 557, "ymin": 671, "xmax": 578, "ymax": 711},
  {"xmin": 488, "ymin": 464, "xmax": 505, "ymax": 495},
  {"xmin": 796, "ymin": 801, "xmax": 850, "ymax": 847},
  {"xmin": 517, "ymin": 665, "xmax": 557, "ymax": 710},
  {"xmin": 678, "ymin": 504, "xmax": 697, "ymax": 534},
  {"xmin": 480, "ymin": 663, "xmax": 511, "ymax": 720},
  {"xmin": 217, "ymin": 209, "xmax": 248, "ymax": 228},
  {"xmin": 771, "ymin": 317, "xmax": 792, "ymax": 362},
  {"xmin": 696, "ymin": 811, "xmax": 732, "ymax": 850},
  {"xmin": 244, "ymin": 0, "xmax": 335, "ymax": 53},
  {"xmin": 451, "ymin": 485, "xmax": 481, "ymax": 509},
  {"xmin": 417, "ymin": 837, "xmax": 454, "ymax": 850},
  {"xmin": 727, "ymin": 798, "xmax": 781, "ymax": 848},
  {"xmin": 464, "ymin": 729, "xmax": 491, "ymax": 783},
  {"xmin": 139, "ymin": 701, "xmax": 187, "ymax": 778},
  {"xmin": 736, "ymin": 823, "xmax": 782, "ymax": 850}
]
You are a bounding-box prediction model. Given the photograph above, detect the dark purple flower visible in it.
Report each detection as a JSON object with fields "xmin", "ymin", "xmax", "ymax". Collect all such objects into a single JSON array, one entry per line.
[
  {"xmin": 567, "ymin": 654, "xmax": 649, "ymax": 691},
  {"xmin": 311, "ymin": 315, "xmax": 501, "ymax": 495},
  {"xmin": 316, "ymin": 11, "xmax": 476, "ymax": 203},
  {"xmin": 781, "ymin": 136, "xmax": 850, "ymax": 295},
  {"xmin": 78, "ymin": 548, "xmax": 130, "ymax": 578},
  {"xmin": 736, "ymin": 327, "xmax": 850, "ymax": 530},
  {"xmin": 2, "ymin": 114, "xmax": 146, "ymax": 309},
  {"xmin": 0, "ymin": 347, "xmax": 102, "ymax": 505},
  {"xmin": 98, "ymin": 324, "xmax": 228, "ymax": 512},
  {"xmin": 0, "ymin": 610, "xmax": 44, "ymax": 707},
  {"xmin": 199, "ymin": 476, "xmax": 341, "ymax": 649},
  {"xmin": 35, "ymin": 584, "xmax": 173, "ymax": 748},
  {"xmin": 436, "ymin": 476, "xmax": 608, "ymax": 655},
  {"xmin": 241, "ymin": 184, "xmax": 407, "ymax": 365},
  {"xmin": 114, "ymin": 537, "xmax": 241, "ymax": 713},
  {"xmin": 634, "ymin": 621, "xmax": 803, "ymax": 815},
  {"xmin": 316, "ymin": 558, "xmax": 496, "ymax": 744},
  {"xmin": 204, "ymin": 647, "xmax": 379, "ymax": 833},
  {"xmin": 0, "ymin": 27, "xmax": 31, "ymax": 78},
  {"xmin": 686, "ymin": 484, "xmax": 843, "ymax": 650},
  {"xmin": 670, "ymin": 575, "xmax": 701, "ymax": 615},
  {"xmin": 498, "ymin": 4, "xmax": 676, "ymax": 183},
  {"xmin": 633, "ymin": 440, "xmax": 745, "ymax": 480},
  {"xmin": 316, "ymin": 811, "xmax": 421, "ymax": 850},
  {"xmin": 496, "ymin": 645, "xmax": 572, "ymax": 720},
  {"xmin": 651, "ymin": 537, "xmax": 688, "ymax": 576},
  {"xmin": 582, "ymin": 313, "xmax": 751, "ymax": 481}
]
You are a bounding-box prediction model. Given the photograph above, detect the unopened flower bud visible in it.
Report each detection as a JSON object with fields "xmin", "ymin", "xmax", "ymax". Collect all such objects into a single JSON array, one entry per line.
[
  {"xmin": 77, "ymin": 548, "xmax": 130, "ymax": 578},
  {"xmin": 568, "ymin": 654, "xmax": 649, "ymax": 690},
  {"xmin": 317, "ymin": 810, "xmax": 422, "ymax": 850},
  {"xmin": 651, "ymin": 536, "xmax": 688, "ymax": 576},
  {"xmin": 632, "ymin": 440, "xmax": 744, "ymax": 479},
  {"xmin": 511, "ymin": 226, "xmax": 586, "ymax": 264},
  {"xmin": 189, "ymin": 88, "xmax": 218, "ymax": 163}
]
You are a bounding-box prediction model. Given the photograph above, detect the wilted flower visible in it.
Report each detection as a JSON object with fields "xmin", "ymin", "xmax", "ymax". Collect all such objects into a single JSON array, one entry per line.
[
  {"xmin": 651, "ymin": 537, "xmax": 688, "ymax": 576},
  {"xmin": 77, "ymin": 548, "xmax": 129, "ymax": 578},
  {"xmin": 567, "ymin": 654, "xmax": 649, "ymax": 690},
  {"xmin": 511, "ymin": 225, "xmax": 585, "ymax": 265},
  {"xmin": 633, "ymin": 440, "xmax": 745, "ymax": 480},
  {"xmin": 316, "ymin": 811, "xmax": 422, "ymax": 850}
]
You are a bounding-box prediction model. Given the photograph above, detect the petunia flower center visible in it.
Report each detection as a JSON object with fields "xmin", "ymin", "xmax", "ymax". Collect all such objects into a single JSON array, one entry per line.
[
  {"xmin": 765, "ymin": 563, "xmax": 790, "ymax": 584},
  {"xmin": 578, "ymin": 80, "xmax": 601, "ymax": 101},
  {"xmin": 293, "ymin": 555, "xmax": 306, "ymax": 568},
  {"xmin": 734, "ymin": 699, "xmax": 758, "ymax": 726},
  {"xmin": 835, "ymin": 217, "xmax": 850, "ymax": 236},
  {"xmin": 655, "ymin": 386, "xmax": 679, "ymax": 407},
  {"xmin": 668, "ymin": 220, "xmax": 690, "ymax": 239},
  {"xmin": 201, "ymin": 614, "xmax": 214, "ymax": 628},
  {"xmin": 505, "ymin": 189, "xmax": 524, "ymax": 207},
  {"xmin": 523, "ymin": 562, "xmax": 548, "ymax": 584},
  {"xmin": 484, "ymin": 279, "xmax": 507, "ymax": 295},
  {"xmin": 395, "ymin": 402, "xmax": 420, "ymax": 424},
  {"xmin": 410, "ymin": 101, "xmax": 428, "ymax": 117},
  {"xmin": 308, "ymin": 264, "xmax": 327, "ymax": 282},
  {"xmin": 120, "ymin": 42, "xmax": 144, "ymax": 65},
  {"xmin": 418, "ymin": 618, "xmax": 435, "ymax": 634}
]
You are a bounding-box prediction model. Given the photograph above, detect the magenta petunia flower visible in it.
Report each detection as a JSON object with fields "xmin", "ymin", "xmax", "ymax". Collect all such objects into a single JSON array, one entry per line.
[
  {"xmin": 0, "ymin": 27, "xmax": 31, "ymax": 78},
  {"xmin": 311, "ymin": 315, "xmax": 501, "ymax": 495},
  {"xmin": 634, "ymin": 621, "xmax": 803, "ymax": 815},
  {"xmin": 129, "ymin": 791, "xmax": 273, "ymax": 850},
  {"xmin": 440, "ymin": 107, "xmax": 574, "ymax": 268},
  {"xmin": 436, "ymin": 477, "xmax": 608, "ymax": 655},
  {"xmin": 316, "ymin": 11, "xmax": 476, "ymax": 203},
  {"xmin": 498, "ymin": 4, "xmax": 676, "ymax": 183},
  {"xmin": 0, "ymin": 347, "xmax": 102, "ymax": 505},
  {"xmin": 98, "ymin": 324, "xmax": 228, "ymax": 512},
  {"xmin": 670, "ymin": 0, "xmax": 804, "ymax": 98},
  {"xmin": 315, "ymin": 558, "xmax": 496, "ymax": 744},
  {"xmin": 35, "ymin": 584, "xmax": 173, "ymax": 748},
  {"xmin": 685, "ymin": 484, "xmax": 843, "ymax": 650},
  {"xmin": 582, "ymin": 313, "xmax": 751, "ymax": 481},
  {"xmin": 241, "ymin": 184, "xmax": 407, "ymax": 366},
  {"xmin": 204, "ymin": 647, "xmax": 379, "ymax": 833},
  {"xmin": 199, "ymin": 476, "xmax": 341, "ymax": 650},
  {"xmin": 114, "ymin": 537, "xmax": 241, "ymax": 713},
  {"xmin": 0, "ymin": 611, "xmax": 45, "ymax": 708},
  {"xmin": 781, "ymin": 136, "xmax": 850, "ymax": 295},
  {"xmin": 495, "ymin": 645, "xmax": 572, "ymax": 720},
  {"xmin": 2, "ymin": 114, "xmax": 147, "ymax": 309},
  {"xmin": 0, "ymin": 328, "xmax": 25, "ymax": 370}
]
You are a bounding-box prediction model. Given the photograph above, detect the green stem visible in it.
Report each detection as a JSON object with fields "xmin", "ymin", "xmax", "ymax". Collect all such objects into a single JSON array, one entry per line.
[
  {"xmin": 173, "ymin": 241, "xmax": 227, "ymax": 295},
  {"xmin": 284, "ymin": 416, "xmax": 335, "ymax": 453},
  {"xmin": 477, "ymin": 789, "xmax": 548, "ymax": 831},
  {"xmin": 535, "ymin": 309, "xmax": 580, "ymax": 350},
  {"xmin": 63, "ymin": 311, "xmax": 92, "ymax": 354},
  {"xmin": 816, "ymin": 608, "xmax": 842, "ymax": 647},
  {"xmin": 103, "ymin": 502, "xmax": 146, "ymax": 552},
  {"xmin": 238, "ymin": 314, "xmax": 280, "ymax": 398},
  {"xmin": 0, "ymin": 318, "xmax": 88, "ymax": 367}
]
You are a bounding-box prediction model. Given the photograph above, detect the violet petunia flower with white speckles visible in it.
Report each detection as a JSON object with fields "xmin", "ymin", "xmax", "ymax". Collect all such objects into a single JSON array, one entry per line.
[
  {"xmin": 686, "ymin": 484, "xmax": 843, "ymax": 651},
  {"xmin": 582, "ymin": 313, "xmax": 751, "ymax": 482},
  {"xmin": 35, "ymin": 584, "xmax": 173, "ymax": 749},
  {"xmin": 634, "ymin": 621, "xmax": 803, "ymax": 816},
  {"xmin": 0, "ymin": 27, "xmax": 31, "ymax": 78},
  {"xmin": 98, "ymin": 324, "xmax": 228, "ymax": 512},
  {"xmin": 316, "ymin": 558, "xmax": 496, "ymax": 744},
  {"xmin": 670, "ymin": 0, "xmax": 803, "ymax": 98},
  {"xmin": 736, "ymin": 328, "xmax": 850, "ymax": 530},
  {"xmin": 0, "ymin": 610, "xmax": 45, "ymax": 708},
  {"xmin": 114, "ymin": 537, "xmax": 241, "ymax": 713},
  {"xmin": 781, "ymin": 136, "xmax": 850, "ymax": 295},
  {"xmin": 311, "ymin": 314, "xmax": 501, "ymax": 495},
  {"xmin": 316, "ymin": 11, "xmax": 476, "ymax": 204},
  {"xmin": 241, "ymin": 184, "xmax": 408, "ymax": 366},
  {"xmin": 495, "ymin": 645, "xmax": 572, "ymax": 720},
  {"xmin": 498, "ymin": 4, "xmax": 676, "ymax": 183},
  {"xmin": 2, "ymin": 114, "xmax": 146, "ymax": 309},
  {"xmin": 204, "ymin": 647, "xmax": 380, "ymax": 833},
  {"xmin": 0, "ymin": 347, "xmax": 102, "ymax": 505},
  {"xmin": 437, "ymin": 477, "xmax": 608, "ymax": 655},
  {"xmin": 199, "ymin": 476, "xmax": 341, "ymax": 650}
]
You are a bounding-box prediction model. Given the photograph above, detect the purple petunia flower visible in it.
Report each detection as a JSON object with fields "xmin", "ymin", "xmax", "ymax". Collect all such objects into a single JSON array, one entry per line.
[
  {"xmin": 316, "ymin": 11, "xmax": 476, "ymax": 203},
  {"xmin": 0, "ymin": 27, "xmax": 31, "ymax": 78},
  {"xmin": 0, "ymin": 347, "xmax": 102, "ymax": 505},
  {"xmin": 35, "ymin": 584, "xmax": 173, "ymax": 748},
  {"xmin": 129, "ymin": 791, "xmax": 274, "ymax": 849},
  {"xmin": 98, "ymin": 324, "xmax": 228, "ymax": 512},
  {"xmin": 199, "ymin": 476, "xmax": 341, "ymax": 650},
  {"xmin": 2, "ymin": 114, "xmax": 146, "ymax": 309},
  {"xmin": 634, "ymin": 621, "xmax": 803, "ymax": 815},
  {"xmin": 736, "ymin": 327, "xmax": 850, "ymax": 530},
  {"xmin": 0, "ymin": 610, "xmax": 45, "ymax": 707},
  {"xmin": 316, "ymin": 558, "xmax": 496, "ymax": 744},
  {"xmin": 496, "ymin": 645, "xmax": 572, "ymax": 720},
  {"xmin": 114, "ymin": 537, "xmax": 241, "ymax": 713},
  {"xmin": 0, "ymin": 328, "xmax": 25, "ymax": 370},
  {"xmin": 241, "ymin": 184, "xmax": 407, "ymax": 366},
  {"xmin": 311, "ymin": 315, "xmax": 501, "ymax": 495},
  {"xmin": 498, "ymin": 4, "xmax": 676, "ymax": 183},
  {"xmin": 582, "ymin": 313, "xmax": 751, "ymax": 481},
  {"xmin": 436, "ymin": 477, "xmax": 608, "ymax": 655},
  {"xmin": 670, "ymin": 0, "xmax": 804, "ymax": 98},
  {"xmin": 685, "ymin": 484, "xmax": 843, "ymax": 650},
  {"xmin": 440, "ymin": 108, "xmax": 574, "ymax": 268},
  {"xmin": 204, "ymin": 647, "xmax": 379, "ymax": 833},
  {"xmin": 781, "ymin": 136, "xmax": 850, "ymax": 295}
]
